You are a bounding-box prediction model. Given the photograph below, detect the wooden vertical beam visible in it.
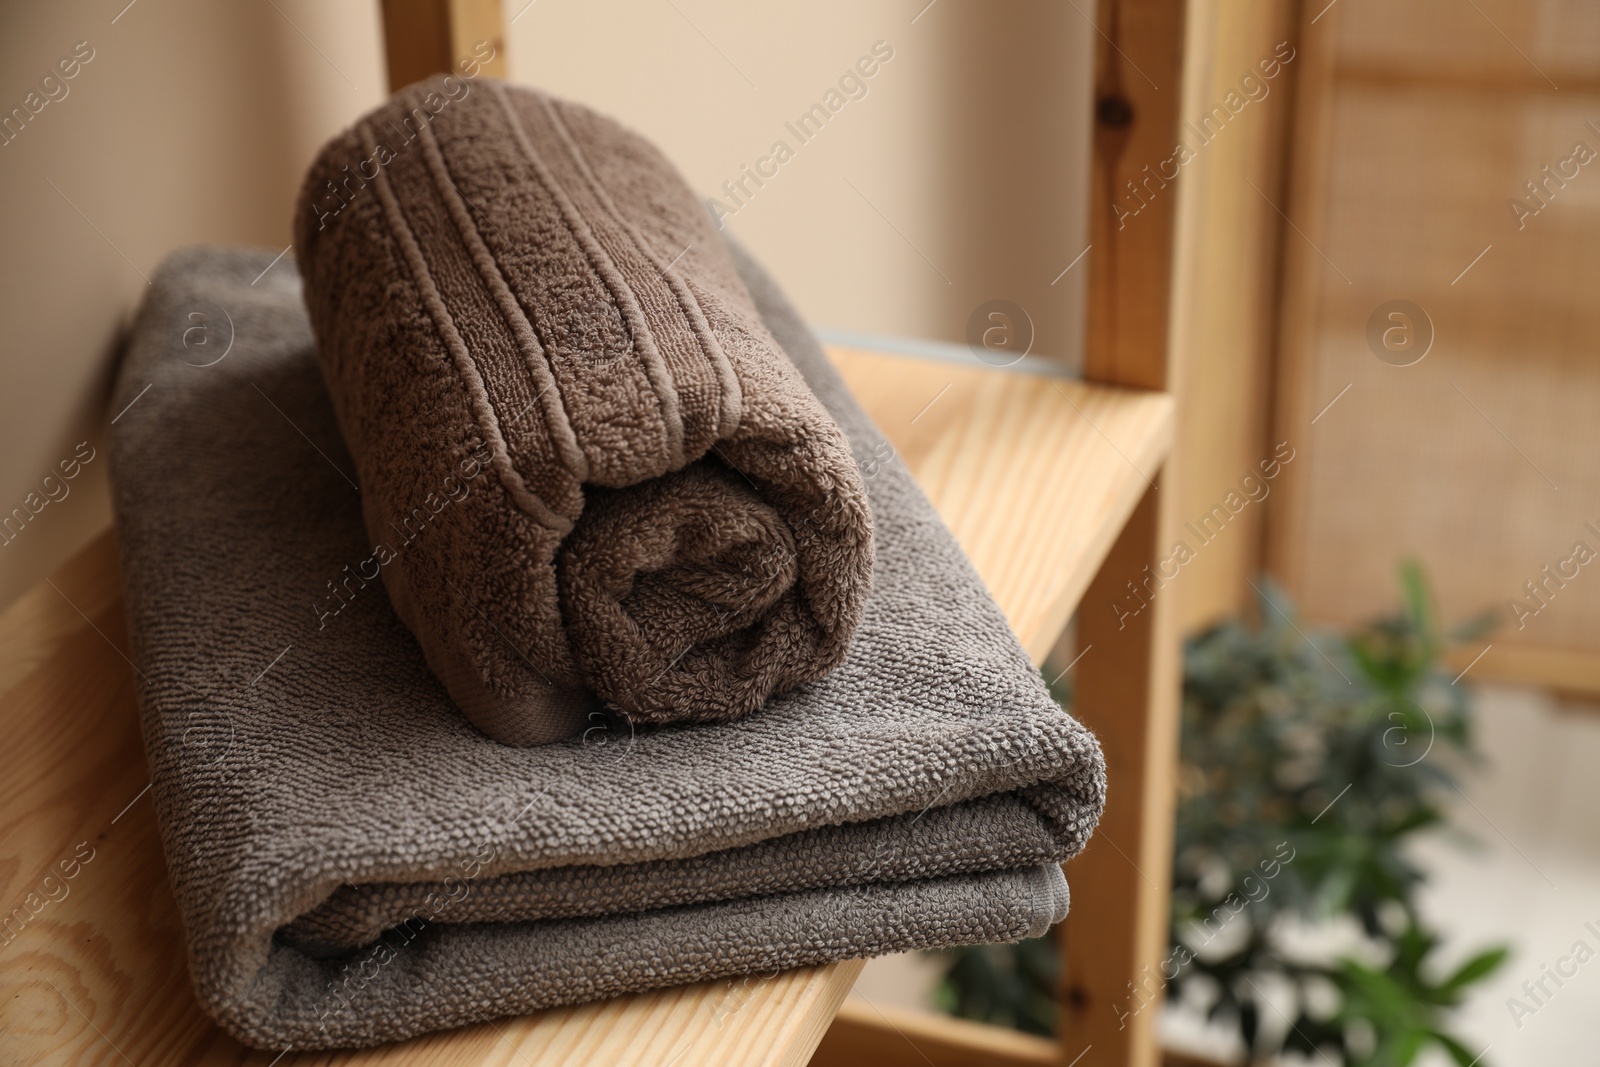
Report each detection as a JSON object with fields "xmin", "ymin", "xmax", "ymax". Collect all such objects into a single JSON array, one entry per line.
[
  {"xmin": 1063, "ymin": 481, "xmax": 1182, "ymax": 1067},
  {"xmin": 381, "ymin": 0, "xmax": 507, "ymax": 93},
  {"xmin": 1083, "ymin": 0, "xmax": 1188, "ymax": 392},
  {"xmin": 1067, "ymin": 1, "xmax": 1186, "ymax": 1065}
]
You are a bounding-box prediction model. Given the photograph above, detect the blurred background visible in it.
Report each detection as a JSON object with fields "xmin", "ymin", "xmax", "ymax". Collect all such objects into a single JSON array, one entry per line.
[{"xmin": 3, "ymin": 1, "xmax": 1598, "ymax": 1064}]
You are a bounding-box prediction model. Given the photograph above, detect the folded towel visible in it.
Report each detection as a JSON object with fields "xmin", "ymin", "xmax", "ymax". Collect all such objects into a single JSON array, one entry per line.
[
  {"xmin": 107, "ymin": 243, "xmax": 1104, "ymax": 1050},
  {"xmin": 293, "ymin": 77, "xmax": 873, "ymax": 745}
]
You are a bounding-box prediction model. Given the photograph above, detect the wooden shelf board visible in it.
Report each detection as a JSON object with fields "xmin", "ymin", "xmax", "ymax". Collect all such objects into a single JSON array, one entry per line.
[
  {"xmin": 812, "ymin": 999, "xmax": 1059, "ymax": 1067},
  {"xmin": 827, "ymin": 344, "xmax": 1175, "ymax": 666},
  {"xmin": 812, "ymin": 999, "xmax": 1230, "ymax": 1067},
  {"xmin": 0, "ymin": 346, "xmax": 1172, "ymax": 1066}
]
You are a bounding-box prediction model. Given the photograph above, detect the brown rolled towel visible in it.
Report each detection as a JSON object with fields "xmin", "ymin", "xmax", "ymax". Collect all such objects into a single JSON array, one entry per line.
[{"xmin": 293, "ymin": 77, "xmax": 872, "ymax": 746}]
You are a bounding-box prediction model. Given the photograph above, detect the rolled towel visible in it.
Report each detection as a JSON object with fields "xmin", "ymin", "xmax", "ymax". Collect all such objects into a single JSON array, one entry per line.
[{"xmin": 294, "ymin": 77, "xmax": 873, "ymax": 745}]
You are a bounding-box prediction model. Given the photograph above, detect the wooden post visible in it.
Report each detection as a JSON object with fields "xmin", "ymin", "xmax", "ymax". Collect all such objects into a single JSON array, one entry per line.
[
  {"xmin": 1063, "ymin": 483, "xmax": 1182, "ymax": 1067},
  {"xmin": 1063, "ymin": 1, "xmax": 1186, "ymax": 1065},
  {"xmin": 381, "ymin": 0, "xmax": 507, "ymax": 93},
  {"xmin": 1082, "ymin": 0, "xmax": 1188, "ymax": 391}
]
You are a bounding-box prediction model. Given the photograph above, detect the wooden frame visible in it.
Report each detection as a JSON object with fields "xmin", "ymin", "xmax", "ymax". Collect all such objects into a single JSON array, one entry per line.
[
  {"xmin": 1057, "ymin": 4, "xmax": 1185, "ymax": 1064},
  {"xmin": 379, "ymin": 0, "xmax": 507, "ymax": 89},
  {"xmin": 1261, "ymin": 0, "xmax": 1337, "ymax": 617},
  {"xmin": 1165, "ymin": 0, "xmax": 1299, "ymax": 635},
  {"xmin": 379, "ymin": 4, "xmax": 1193, "ymax": 1065}
]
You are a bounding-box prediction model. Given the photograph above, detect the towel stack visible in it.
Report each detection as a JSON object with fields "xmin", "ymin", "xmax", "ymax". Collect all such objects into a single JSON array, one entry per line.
[{"xmin": 106, "ymin": 78, "xmax": 1106, "ymax": 1050}]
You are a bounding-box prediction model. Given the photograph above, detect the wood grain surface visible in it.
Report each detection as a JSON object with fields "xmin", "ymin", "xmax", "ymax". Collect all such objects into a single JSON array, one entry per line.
[
  {"xmin": 814, "ymin": 998, "xmax": 1058, "ymax": 1067},
  {"xmin": 0, "ymin": 345, "xmax": 1172, "ymax": 1066},
  {"xmin": 829, "ymin": 347, "xmax": 1174, "ymax": 666}
]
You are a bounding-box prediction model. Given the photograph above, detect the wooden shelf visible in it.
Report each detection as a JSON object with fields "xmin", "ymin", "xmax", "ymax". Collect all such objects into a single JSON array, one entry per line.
[
  {"xmin": 828, "ymin": 345, "xmax": 1175, "ymax": 666},
  {"xmin": 0, "ymin": 345, "xmax": 1172, "ymax": 1066},
  {"xmin": 815, "ymin": 999, "xmax": 1059, "ymax": 1067}
]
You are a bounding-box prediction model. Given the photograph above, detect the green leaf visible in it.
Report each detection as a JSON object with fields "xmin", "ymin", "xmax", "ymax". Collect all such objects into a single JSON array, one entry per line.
[
  {"xmin": 1393, "ymin": 1026, "xmax": 1428, "ymax": 1065},
  {"xmin": 1430, "ymin": 1029, "xmax": 1486, "ymax": 1067},
  {"xmin": 1400, "ymin": 560, "xmax": 1436, "ymax": 645},
  {"xmin": 1438, "ymin": 946, "xmax": 1510, "ymax": 996}
]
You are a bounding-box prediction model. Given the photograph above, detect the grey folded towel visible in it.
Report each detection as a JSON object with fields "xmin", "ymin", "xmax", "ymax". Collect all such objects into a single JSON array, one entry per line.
[
  {"xmin": 294, "ymin": 77, "xmax": 873, "ymax": 745},
  {"xmin": 107, "ymin": 243, "xmax": 1105, "ymax": 1050}
]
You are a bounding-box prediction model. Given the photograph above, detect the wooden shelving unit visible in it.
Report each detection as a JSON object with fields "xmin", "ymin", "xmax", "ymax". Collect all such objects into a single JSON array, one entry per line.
[
  {"xmin": 0, "ymin": 342, "xmax": 1173, "ymax": 1066},
  {"xmin": 0, "ymin": 1, "xmax": 1212, "ymax": 1064}
]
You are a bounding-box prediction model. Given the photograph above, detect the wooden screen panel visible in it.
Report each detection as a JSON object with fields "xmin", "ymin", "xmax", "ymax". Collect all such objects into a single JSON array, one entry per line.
[
  {"xmin": 1333, "ymin": 0, "xmax": 1600, "ymax": 88},
  {"xmin": 1269, "ymin": 0, "xmax": 1600, "ymax": 684}
]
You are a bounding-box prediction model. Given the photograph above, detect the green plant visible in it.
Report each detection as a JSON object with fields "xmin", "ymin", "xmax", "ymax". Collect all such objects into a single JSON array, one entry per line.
[{"xmin": 933, "ymin": 564, "xmax": 1507, "ymax": 1065}]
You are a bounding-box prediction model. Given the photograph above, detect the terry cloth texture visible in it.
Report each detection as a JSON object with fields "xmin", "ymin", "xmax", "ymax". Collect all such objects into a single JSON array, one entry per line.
[
  {"xmin": 107, "ymin": 243, "xmax": 1105, "ymax": 1051},
  {"xmin": 293, "ymin": 77, "xmax": 874, "ymax": 746}
]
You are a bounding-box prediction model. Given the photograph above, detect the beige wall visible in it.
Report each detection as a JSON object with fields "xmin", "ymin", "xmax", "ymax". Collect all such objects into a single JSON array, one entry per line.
[
  {"xmin": 0, "ymin": 0, "xmax": 1092, "ymax": 609},
  {"xmin": 0, "ymin": 0, "xmax": 385, "ymax": 608},
  {"xmin": 506, "ymin": 0, "xmax": 1092, "ymax": 364}
]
